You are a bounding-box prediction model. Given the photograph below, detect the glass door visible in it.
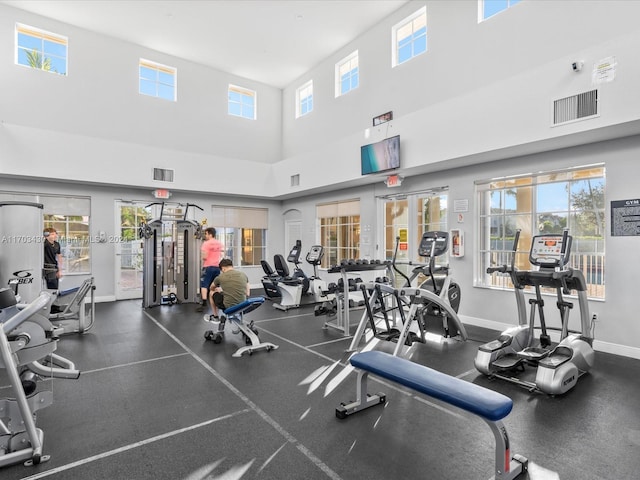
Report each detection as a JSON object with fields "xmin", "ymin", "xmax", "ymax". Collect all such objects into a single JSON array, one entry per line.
[
  {"xmin": 380, "ymin": 190, "xmax": 449, "ymax": 286},
  {"xmin": 382, "ymin": 196, "xmax": 410, "ymax": 285},
  {"xmin": 115, "ymin": 201, "xmax": 149, "ymax": 300}
]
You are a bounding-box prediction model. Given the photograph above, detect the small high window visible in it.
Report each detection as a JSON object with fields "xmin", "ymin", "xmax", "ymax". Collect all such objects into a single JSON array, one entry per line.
[
  {"xmin": 228, "ymin": 85, "xmax": 256, "ymax": 119},
  {"xmin": 296, "ymin": 80, "xmax": 313, "ymax": 118},
  {"xmin": 392, "ymin": 6, "xmax": 427, "ymax": 67},
  {"xmin": 16, "ymin": 23, "xmax": 68, "ymax": 75},
  {"xmin": 139, "ymin": 59, "xmax": 176, "ymax": 101},
  {"xmin": 479, "ymin": 0, "xmax": 521, "ymax": 22},
  {"xmin": 336, "ymin": 51, "xmax": 359, "ymax": 97}
]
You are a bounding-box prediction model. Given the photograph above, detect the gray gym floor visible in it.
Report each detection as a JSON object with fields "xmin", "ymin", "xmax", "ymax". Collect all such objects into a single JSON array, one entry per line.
[{"xmin": 2, "ymin": 296, "xmax": 640, "ymax": 479}]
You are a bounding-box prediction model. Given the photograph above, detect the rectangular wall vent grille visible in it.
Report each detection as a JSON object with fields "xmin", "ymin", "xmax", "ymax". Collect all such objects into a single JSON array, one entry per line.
[
  {"xmin": 153, "ymin": 168, "xmax": 174, "ymax": 182},
  {"xmin": 553, "ymin": 89, "xmax": 598, "ymax": 125},
  {"xmin": 291, "ymin": 174, "xmax": 300, "ymax": 187}
]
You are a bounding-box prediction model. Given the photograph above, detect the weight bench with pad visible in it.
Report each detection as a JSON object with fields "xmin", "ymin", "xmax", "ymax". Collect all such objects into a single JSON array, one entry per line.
[
  {"xmin": 204, "ymin": 297, "xmax": 278, "ymax": 357},
  {"xmin": 337, "ymin": 350, "xmax": 528, "ymax": 479}
]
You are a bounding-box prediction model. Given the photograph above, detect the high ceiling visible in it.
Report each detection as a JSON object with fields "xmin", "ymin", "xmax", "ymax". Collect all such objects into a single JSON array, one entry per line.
[{"xmin": 2, "ymin": 0, "xmax": 409, "ymax": 88}]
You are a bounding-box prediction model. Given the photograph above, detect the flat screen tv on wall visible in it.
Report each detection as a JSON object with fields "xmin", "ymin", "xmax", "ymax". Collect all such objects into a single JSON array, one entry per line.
[{"xmin": 360, "ymin": 135, "xmax": 400, "ymax": 175}]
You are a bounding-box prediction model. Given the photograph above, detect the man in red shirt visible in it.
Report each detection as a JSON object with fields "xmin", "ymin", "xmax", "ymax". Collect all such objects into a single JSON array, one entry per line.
[{"xmin": 196, "ymin": 227, "xmax": 224, "ymax": 313}]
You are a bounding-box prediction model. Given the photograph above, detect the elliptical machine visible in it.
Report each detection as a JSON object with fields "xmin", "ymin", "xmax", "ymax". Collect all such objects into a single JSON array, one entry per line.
[
  {"xmin": 0, "ymin": 288, "xmax": 80, "ymax": 468},
  {"xmin": 474, "ymin": 230, "xmax": 595, "ymax": 395},
  {"xmin": 349, "ymin": 231, "xmax": 468, "ymax": 354},
  {"xmin": 397, "ymin": 231, "xmax": 462, "ymax": 338}
]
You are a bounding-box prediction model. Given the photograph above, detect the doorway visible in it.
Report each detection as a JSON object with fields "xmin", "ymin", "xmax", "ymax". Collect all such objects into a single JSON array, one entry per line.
[
  {"xmin": 379, "ymin": 189, "xmax": 449, "ymax": 283},
  {"xmin": 115, "ymin": 201, "xmax": 149, "ymax": 300}
]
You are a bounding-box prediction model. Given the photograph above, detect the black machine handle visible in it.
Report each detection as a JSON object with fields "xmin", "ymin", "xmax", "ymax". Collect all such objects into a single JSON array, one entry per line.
[
  {"xmin": 510, "ymin": 229, "xmax": 521, "ymax": 272},
  {"xmin": 392, "ymin": 236, "xmax": 412, "ymax": 287},
  {"xmin": 183, "ymin": 203, "xmax": 204, "ymax": 221},
  {"xmin": 487, "ymin": 265, "xmax": 508, "ymax": 274},
  {"xmin": 486, "ymin": 229, "xmax": 520, "ymax": 275}
]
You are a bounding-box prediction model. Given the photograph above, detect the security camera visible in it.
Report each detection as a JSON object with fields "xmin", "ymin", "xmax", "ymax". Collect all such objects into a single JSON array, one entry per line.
[{"xmin": 571, "ymin": 61, "xmax": 584, "ymax": 72}]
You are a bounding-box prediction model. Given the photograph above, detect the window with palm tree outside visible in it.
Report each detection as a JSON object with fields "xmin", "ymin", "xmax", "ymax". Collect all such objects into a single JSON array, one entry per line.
[
  {"xmin": 16, "ymin": 23, "xmax": 68, "ymax": 75},
  {"xmin": 476, "ymin": 165, "xmax": 605, "ymax": 299}
]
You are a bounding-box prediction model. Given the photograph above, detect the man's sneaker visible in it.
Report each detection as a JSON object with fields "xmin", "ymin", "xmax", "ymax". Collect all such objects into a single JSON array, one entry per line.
[
  {"xmin": 204, "ymin": 315, "xmax": 220, "ymax": 329},
  {"xmin": 195, "ymin": 303, "xmax": 205, "ymax": 312}
]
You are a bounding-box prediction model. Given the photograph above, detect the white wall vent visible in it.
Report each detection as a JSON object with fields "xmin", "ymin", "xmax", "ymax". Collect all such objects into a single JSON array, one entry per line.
[
  {"xmin": 553, "ymin": 89, "xmax": 598, "ymax": 125},
  {"xmin": 291, "ymin": 174, "xmax": 300, "ymax": 187},
  {"xmin": 153, "ymin": 167, "xmax": 174, "ymax": 182}
]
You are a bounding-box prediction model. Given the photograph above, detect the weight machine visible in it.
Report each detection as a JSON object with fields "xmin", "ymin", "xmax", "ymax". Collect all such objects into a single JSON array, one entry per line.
[{"xmin": 140, "ymin": 202, "xmax": 203, "ymax": 308}]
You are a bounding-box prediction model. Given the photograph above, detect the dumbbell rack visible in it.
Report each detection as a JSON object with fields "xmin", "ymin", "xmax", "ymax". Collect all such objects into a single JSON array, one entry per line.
[{"xmin": 326, "ymin": 260, "xmax": 392, "ymax": 335}]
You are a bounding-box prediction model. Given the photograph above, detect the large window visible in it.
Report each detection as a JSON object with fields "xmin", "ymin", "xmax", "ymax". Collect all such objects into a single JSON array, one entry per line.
[
  {"xmin": 228, "ymin": 84, "xmax": 256, "ymax": 119},
  {"xmin": 0, "ymin": 193, "xmax": 91, "ymax": 275},
  {"xmin": 335, "ymin": 51, "xmax": 359, "ymax": 97},
  {"xmin": 139, "ymin": 59, "xmax": 176, "ymax": 101},
  {"xmin": 296, "ymin": 80, "xmax": 313, "ymax": 118},
  {"xmin": 477, "ymin": 165, "xmax": 606, "ymax": 299},
  {"xmin": 317, "ymin": 200, "xmax": 360, "ymax": 268},
  {"xmin": 44, "ymin": 214, "xmax": 90, "ymax": 274},
  {"xmin": 210, "ymin": 206, "xmax": 268, "ymax": 267},
  {"xmin": 392, "ymin": 6, "xmax": 427, "ymax": 67},
  {"xmin": 16, "ymin": 23, "xmax": 68, "ymax": 75},
  {"xmin": 479, "ymin": 0, "xmax": 521, "ymax": 22}
]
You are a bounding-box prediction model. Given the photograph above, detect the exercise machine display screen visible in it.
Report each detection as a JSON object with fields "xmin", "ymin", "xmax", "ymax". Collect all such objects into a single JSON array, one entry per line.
[{"xmin": 529, "ymin": 235, "xmax": 571, "ymax": 267}]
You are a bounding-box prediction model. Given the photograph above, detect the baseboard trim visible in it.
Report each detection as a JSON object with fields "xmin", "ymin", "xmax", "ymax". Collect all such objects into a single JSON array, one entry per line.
[{"xmin": 459, "ymin": 314, "xmax": 640, "ymax": 360}]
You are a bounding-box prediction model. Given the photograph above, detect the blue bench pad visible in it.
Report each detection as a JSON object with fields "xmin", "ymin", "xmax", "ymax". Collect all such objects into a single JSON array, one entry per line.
[
  {"xmin": 350, "ymin": 351, "xmax": 513, "ymax": 422},
  {"xmin": 59, "ymin": 287, "xmax": 80, "ymax": 297},
  {"xmin": 223, "ymin": 297, "xmax": 265, "ymax": 315}
]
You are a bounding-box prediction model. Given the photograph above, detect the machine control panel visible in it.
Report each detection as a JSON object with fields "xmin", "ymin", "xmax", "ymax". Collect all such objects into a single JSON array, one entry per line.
[
  {"xmin": 529, "ymin": 234, "xmax": 572, "ymax": 268},
  {"xmin": 418, "ymin": 231, "xmax": 449, "ymax": 258},
  {"xmin": 306, "ymin": 245, "xmax": 324, "ymax": 265}
]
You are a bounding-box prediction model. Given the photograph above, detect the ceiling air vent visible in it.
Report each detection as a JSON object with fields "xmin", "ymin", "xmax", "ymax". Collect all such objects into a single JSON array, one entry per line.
[
  {"xmin": 553, "ymin": 89, "xmax": 598, "ymax": 126},
  {"xmin": 153, "ymin": 167, "xmax": 174, "ymax": 182}
]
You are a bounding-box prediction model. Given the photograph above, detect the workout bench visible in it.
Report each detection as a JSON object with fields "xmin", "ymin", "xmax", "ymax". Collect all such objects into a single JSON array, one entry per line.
[
  {"xmin": 337, "ymin": 350, "xmax": 528, "ymax": 479},
  {"xmin": 204, "ymin": 297, "xmax": 278, "ymax": 357}
]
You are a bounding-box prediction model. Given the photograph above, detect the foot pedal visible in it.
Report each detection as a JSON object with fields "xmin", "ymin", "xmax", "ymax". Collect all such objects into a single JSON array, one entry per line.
[
  {"xmin": 491, "ymin": 354, "xmax": 522, "ymax": 370},
  {"xmin": 518, "ymin": 346, "xmax": 550, "ymax": 361}
]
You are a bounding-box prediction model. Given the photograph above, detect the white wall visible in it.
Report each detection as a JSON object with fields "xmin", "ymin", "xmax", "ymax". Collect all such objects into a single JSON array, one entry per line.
[
  {"xmin": 4, "ymin": 2, "xmax": 640, "ymax": 198},
  {"xmin": 276, "ymin": 0, "xmax": 640, "ymax": 197},
  {"xmin": 0, "ymin": 3, "xmax": 282, "ymax": 196}
]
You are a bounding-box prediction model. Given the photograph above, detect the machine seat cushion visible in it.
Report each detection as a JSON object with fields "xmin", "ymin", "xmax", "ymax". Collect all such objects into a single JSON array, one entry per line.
[
  {"xmin": 350, "ymin": 351, "xmax": 513, "ymax": 422},
  {"xmin": 59, "ymin": 287, "xmax": 80, "ymax": 297},
  {"xmin": 223, "ymin": 297, "xmax": 265, "ymax": 316}
]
